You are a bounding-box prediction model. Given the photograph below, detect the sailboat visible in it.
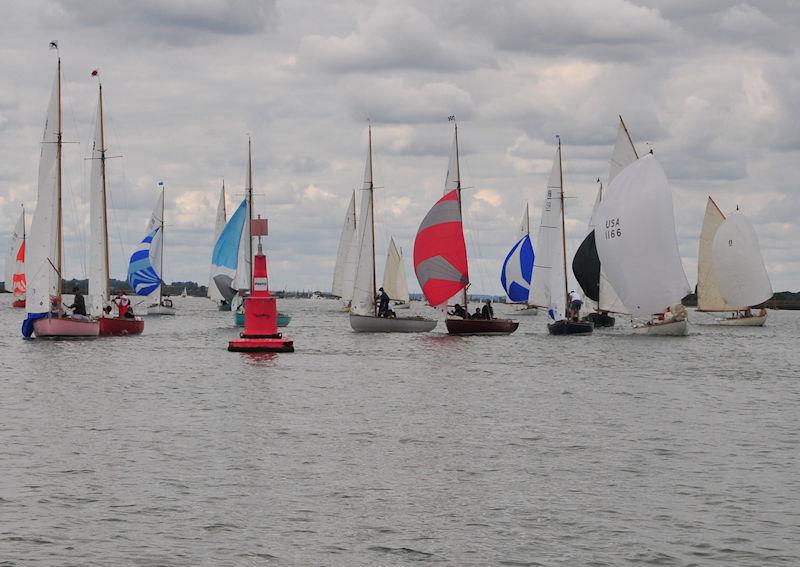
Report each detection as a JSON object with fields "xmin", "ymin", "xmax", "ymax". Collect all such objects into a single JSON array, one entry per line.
[
  {"xmin": 6, "ymin": 206, "xmax": 26, "ymax": 308},
  {"xmin": 500, "ymin": 203, "xmax": 536, "ymax": 315},
  {"xmin": 88, "ymin": 74, "xmax": 144, "ymax": 335},
  {"xmin": 128, "ymin": 184, "xmax": 175, "ymax": 315},
  {"xmin": 572, "ymin": 116, "xmax": 639, "ymax": 327},
  {"xmin": 527, "ymin": 138, "xmax": 593, "ymax": 335},
  {"xmin": 349, "ymin": 125, "xmax": 436, "ymax": 333},
  {"xmin": 595, "ymin": 153, "xmax": 691, "ymax": 335},
  {"xmin": 208, "ymin": 182, "xmax": 229, "ymax": 310},
  {"xmin": 382, "ymin": 237, "xmax": 411, "ymax": 309},
  {"xmin": 414, "ymin": 120, "xmax": 517, "ymax": 336},
  {"xmin": 701, "ymin": 202, "xmax": 772, "ymax": 325},
  {"xmin": 181, "ymin": 287, "xmax": 187, "ymax": 297},
  {"xmin": 228, "ymin": 138, "xmax": 290, "ymax": 328},
  {"xmin": 331, "ymin": 191, "xmax": 358, "ymax": 311},
  {"xmin": 22, "ymin": 50, "xmax": 99, "ymax": 338}
]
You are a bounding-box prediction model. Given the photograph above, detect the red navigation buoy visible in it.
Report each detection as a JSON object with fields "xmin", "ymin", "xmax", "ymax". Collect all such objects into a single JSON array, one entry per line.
[{"xmin": 228, "ymin": 219, "xmax": 294, "ymax": 353}]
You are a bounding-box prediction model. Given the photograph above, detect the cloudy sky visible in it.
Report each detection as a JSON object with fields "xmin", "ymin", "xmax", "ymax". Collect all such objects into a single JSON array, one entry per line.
[{"xmin": 1, "ymin": 0, "xmax": 798, "ymax": 295}]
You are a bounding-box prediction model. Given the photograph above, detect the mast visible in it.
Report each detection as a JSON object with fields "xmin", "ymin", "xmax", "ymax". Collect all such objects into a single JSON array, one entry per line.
[
  {"xmin": 619, "ymin": 115, "xmax": 639, "ymax": 159},
  {"xmin": 453, "ymin": 121, "xmax": 468, "ymax": 312},
  {"xmin": 525, "ymin": 202, "xmax": 530, "ymax": 235},
  {"xmin": 367, "ymin": 124, "xmax": 377, "ymax": 316},
  {"xmin": 221, "ymin": 179, "xmax": 227, "ymax": 218},
  {"xmin": 159, "ymin": 183, "xmax": 165, "ymax": 304},
  {"xmin": 558, "ymin": 137, "xmax": 569, "ymax": 314},
  {"xmin": 98, "ymin": 81, "xmax": 110, "ymax": 305},
  {"xmin": 56, "ymin": 56, "xmax": 63, "ymax": 307},
  {"xmin": 247, "ymin": 136, "xmax": 253, "ymax": 289}
]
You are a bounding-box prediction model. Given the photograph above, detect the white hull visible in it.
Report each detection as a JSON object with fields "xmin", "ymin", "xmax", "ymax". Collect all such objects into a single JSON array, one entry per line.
[
  {"xmin": 633, "ymin": 318, "xmax": 688, "ymax": 336},
  {"xmin": 349, "ymin": 313, "xmax": 437, "ymax": 333},
  {"xmin": 393, "ymin": 302, "xmax": 410, "ymax": 310},
  {"xmin": 719, "ymin": 314, "xmax": 767, "ymax": 326},
  {"xmin": 147, "ymin": 304, "xmax": 176, "ymax": 316},
  {"xmin": 515, "ymin": 305, "xmax": 539, "ymax": 316}
]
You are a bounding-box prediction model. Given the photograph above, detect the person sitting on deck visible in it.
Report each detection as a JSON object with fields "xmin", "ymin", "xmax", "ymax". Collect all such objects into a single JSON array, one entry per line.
[
  {"xmin": 449, "ymin": 303, "xmax": 467, "ymax": 318},
  {"xmin": 481, "ymin": 299, "xmax": 494, "ymax": 320},
  {"xmin": 472, "ymin": 307, "xmax": 482, "ymax": 319},
  {"xmin": 67, "ymin": 287, "xmax": 87, "ymax": 317},
  {"xmin": 113, "ymin": 291, "xmax": 130, "ymax": 318},
  {"xmin": 376, "ymin": 287, "xmax": 390, "ymax": 317}
]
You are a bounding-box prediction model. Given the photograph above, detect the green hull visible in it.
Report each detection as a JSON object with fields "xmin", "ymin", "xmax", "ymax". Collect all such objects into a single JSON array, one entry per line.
[{"xmin": 235, "ymin": 311, "xmax": 291, "ymax": 327}]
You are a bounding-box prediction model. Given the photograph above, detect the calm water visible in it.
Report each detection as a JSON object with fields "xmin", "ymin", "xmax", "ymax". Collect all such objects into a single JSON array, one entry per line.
[{"xmin": 1, "ymin": 296, "xmax": 798, "ymax": 566}]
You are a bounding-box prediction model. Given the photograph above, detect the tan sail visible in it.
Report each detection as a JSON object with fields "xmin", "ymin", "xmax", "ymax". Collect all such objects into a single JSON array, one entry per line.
[{"xmin": 697, "ymin": 197, "xmax": 736, "ymax": 311}]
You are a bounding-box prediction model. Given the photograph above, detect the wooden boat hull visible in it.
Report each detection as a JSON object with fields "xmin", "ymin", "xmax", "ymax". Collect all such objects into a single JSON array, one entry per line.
[
  {"xmin": 33, "ymin": 316, "xmax": 100, "ymax": 338},
  {"xmin": 147, "ymin": 304, "xmax": 176, "ymax": 316},
  {"xmin": 12, "ymin": 299, "xmax": 25, "ymax": 308},
  {"xmin": 236, "ymin": 311, "xmax": 291, "ymax": 327},
  {"xmin": 349, "ymin": 313, "xmax": 437, "ymax": 333},
  {"xmin": 583, "ymin": 311, "xmax": 615, "ymax": 328},
  {"xmin": 633, "ymin": 319, "xmax": 688, "ymax": 336},
  {"xmin": 719, "ymin": 314, "xmax": 766, "ymax": 326},
  {"xmin": 515, "ymin": 305, "xmax": 539, "ymax": 316},
  {"xmin": 445, "ymin": 318, "xmax": 519, "ymax": 336},
  {"xmin": 98, "ymin": 316, "xmax": 144, "ymax": 336},
  {"xmin": 548, "ymin": 319, "xmax": 594, "ymax": 335}
]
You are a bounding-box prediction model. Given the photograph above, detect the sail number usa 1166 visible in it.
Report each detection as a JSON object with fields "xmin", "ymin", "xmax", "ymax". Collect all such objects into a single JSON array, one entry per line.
[{"xmin": 604, "ymin": 218, "xmax": 622, "ymax": 240}]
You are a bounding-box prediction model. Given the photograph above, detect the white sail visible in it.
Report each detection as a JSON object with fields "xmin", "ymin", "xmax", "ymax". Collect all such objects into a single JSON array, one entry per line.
[
  {"xmin": 519, "ymin": 202, "xmax": 530, "ymax": 239},
  {"xmin": 233, "ymin": 200, "xmax": 250, "ymax": 293},
  {"xmin": 5, "ymin": 209, "xmax": 25, "ymax": 297},
  {"xmin": 145, "ymin": 191, "xmax": 165, "ymax": 299},
  {"xmin": 350, "ymin": 150, "xmax": 375, "ymax": 316},
  {"xmin": 697, "ymin": 197, "xmax": 737, "ymax": 311},
  {"xmin": 382, "ymin": 237, "xmax": 410, "ymax": 304},
  {"xmin": 208, "ymin": 184, "xmax": 226, "ymax": 301},
  {"xmin": 712, "ymin": 212, "xmax": 772, "ymax": 308},
  {"xmin": 26, "ymin": 67, "xmax": 60, "ymax": 315},
  {"xmin": 608, "ymin": 116, "xmax": 639, "ymax": 183},
  {"xmin": 595, "ymin": 154, "xmax": 690, "ymax": 317},
  {"xmin": 598, "ymin": 117, "xmax": 639, "ymax": 314},
  {"xmin": 88, "ymin": 99, "xmax": 108, "ymax": 317},
  {"xmin": 444, "ymin": 127, "xmax": 460, "ymax": 194},
  {"xmin": 529, "ymin": 145, "xmax": 566, "ymax": 316},
  {"xmin": 332, "ymin": 191, "xmax": 357, "ymax": 299}
]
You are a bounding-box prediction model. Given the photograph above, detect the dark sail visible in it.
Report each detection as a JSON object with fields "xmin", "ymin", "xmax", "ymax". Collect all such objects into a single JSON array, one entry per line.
[{"xmin": 572, "ymin": 230, "xmax": 600, "ymax": 302}]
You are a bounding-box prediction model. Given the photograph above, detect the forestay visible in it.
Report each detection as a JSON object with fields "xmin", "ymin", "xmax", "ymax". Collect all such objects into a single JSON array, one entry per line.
[
  {"xmin": 595, "ymin": 155, "xmax": 690, "ymax": 317},
  {"xmin": 712, "ymin": 212, "xmax": 772, "ymax": 308}
]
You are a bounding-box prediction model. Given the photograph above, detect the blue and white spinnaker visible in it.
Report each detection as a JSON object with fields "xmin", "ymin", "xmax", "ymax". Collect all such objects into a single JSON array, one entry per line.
[
  {"xmin": 500, "ymin": 233, "xmax": 534, "ymax": 303},
  {"xmin": 127, "ymin": 227, "xmax": 162, "ymax": 296},
  {"xmin": 211, "ymin": 198, "xmax": 248, "ymax": 302}
]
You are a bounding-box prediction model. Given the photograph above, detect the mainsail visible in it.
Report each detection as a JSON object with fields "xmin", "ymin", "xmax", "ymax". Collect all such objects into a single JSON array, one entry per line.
[
  {"xmin": 88, "ymin": 91, "xmax": 109, "ymax": 316},
  {"xmin": 6, "ymin": 209, "xmax": 26, "ymax": 299},
  {"xmin": 350, "ymin": 141, "xmax": 376, "ymax": 316},
  {"xmin": 712, "ymin": 212, "xmax": 772, "ymax": 308},
  {"xmin": 382, "ymin": 237, "xmax": 410, "ymax": 304},
  {"xmin": 697, "ymin": 197, "xmax": 736, "ymax": 311},
  {"xmin": 211, "ymin": 199, "xmax": 248, "ymax": 302},
  {"xmin": 529, "ymin": 144, "xmax": 566, "ymax": 317},
  {"xmin": 332, "ymin": 191, "xmax": 357, "ymax": 300},
  {"xmin": 413, "ymin": 189, "xmax": 468, "ymax": 308},
  {"xmin": 208, "ymin": 183, "xmax": 227, "ymax": 302},
  {"xmin": 127, "ymin": 192, "xmax": 164, "ymax": 297},
  {"xmin": 595, "ymin": 155, "xmax": 690, "ymax": 317}
]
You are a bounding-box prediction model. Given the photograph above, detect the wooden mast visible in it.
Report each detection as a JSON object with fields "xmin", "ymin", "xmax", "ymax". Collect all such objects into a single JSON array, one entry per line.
[
  {"xmin": 367, "ymin": 123, "xmax": 377, "ymax": 316},
  {"xmin": 159, "ymin": 182, "xmax": 165, "ymax": 305},
  {"xmin": 98, "ymin": 81, "xmax": 110, "ymax": 306},
  {"xmin": 619, "ymin": 115, "xmax": 639, "ymax": 159},
  {"xmin": 247, "ymin": 136, "xmax": 253, "ymax": 290},
  {"xmin": 56, "ymin": 56, "xmax": 63, "ymax": 309},
  {"xmin": 558, "ymin": 137, "xmax": 569, "ymax": 315}
]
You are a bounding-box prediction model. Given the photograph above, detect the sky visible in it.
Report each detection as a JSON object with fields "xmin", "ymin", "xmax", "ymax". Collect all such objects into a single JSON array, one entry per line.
[{"xmin": 1, "ymin": 0, "xmax": 798, "ymax": 295}]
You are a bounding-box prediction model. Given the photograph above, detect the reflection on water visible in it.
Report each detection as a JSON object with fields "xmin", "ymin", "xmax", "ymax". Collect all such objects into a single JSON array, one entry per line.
[{"xmin": 1, "ymin": 296, "xmax": 799, "ymax": 565}]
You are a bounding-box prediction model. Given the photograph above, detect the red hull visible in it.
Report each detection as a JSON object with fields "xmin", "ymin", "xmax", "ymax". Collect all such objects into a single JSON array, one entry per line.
[
  {"xmin": 12, "ymin": 299, "xmax": 25, "ymax": 308},
  {"xmin": 98, "ymin": 316, "xmax": 144, "ymax": 336},
  {"xmin": 33, "ymin": 316, "xmax": 100, "ymax": 338},
  {"xmin": 445, "ymin": 318, "xmax": 519, "ymax": 336}
]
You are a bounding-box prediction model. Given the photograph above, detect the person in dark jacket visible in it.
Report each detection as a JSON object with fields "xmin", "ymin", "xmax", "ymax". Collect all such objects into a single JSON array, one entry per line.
[
  {"xmin": 377, "ymin": 287, "xmax": 390, "ymax": 317},
  {"xmin": 481, "ymin": 299, "xmax": 494, "ymax": 319},
  {"xmin": 68, "ymin": 287, "xmax": 87, "ymax": 317},
  {"xmin": 449, "ymin": 303, "xmax": 467, "ymax": 318}
]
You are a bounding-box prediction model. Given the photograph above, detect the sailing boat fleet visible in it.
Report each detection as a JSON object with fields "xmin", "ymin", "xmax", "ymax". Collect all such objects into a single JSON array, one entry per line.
[{"xmin": 6, "ymin": 46, "xmax": 779, "ymax": 340}]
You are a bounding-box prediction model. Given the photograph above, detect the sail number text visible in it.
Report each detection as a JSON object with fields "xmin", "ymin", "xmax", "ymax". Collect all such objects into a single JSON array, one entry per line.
[{"xmin": 603, "ymin": 218, "xmax": 622, "ymax": 240}]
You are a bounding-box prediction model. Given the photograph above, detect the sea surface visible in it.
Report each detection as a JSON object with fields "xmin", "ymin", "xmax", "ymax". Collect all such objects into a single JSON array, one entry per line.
[{"xmin": 1, "ymin": 296, "xmax": 798, "ymax": 566}]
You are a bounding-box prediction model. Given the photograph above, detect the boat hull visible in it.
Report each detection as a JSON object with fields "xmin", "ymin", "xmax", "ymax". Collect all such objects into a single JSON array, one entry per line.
[
  {"xmin": 633, "ymin": 319, "xmax": 688, "ymax": 336},
  {"xmin": 445, "ymin": 318, "xmax": 519, "ymax": 336},
  {"xmin": 349, "ymin": 313, "xmax": 437, "ymax": 333},
  {"xmin": 98, "ymin": 316, "xmax": 144, "ymax": 336},
  {"xmin": 33, "ymin": 316, "xmax": 100, "ymax": 338},
  {"xmin": 393, "ymin": 302, "xmax": 410, "ymax": 310},
  {"xmin": 583, "ymin": 311, "xmax": 615, "ymax": 328},
  {"xmin": 12, "ymin": 299, "xmax": 25, "ymax": 308},
  {"xmin": 147, "ymin": 304, "xmax": 176, "ymax": 316},
  {"xmin": 719, "ymin": 314, "xmax": 767, "ymax": 326},
  {"xmin": 548, "ymin": 319, "xmax": 594, "ymax": 335}
]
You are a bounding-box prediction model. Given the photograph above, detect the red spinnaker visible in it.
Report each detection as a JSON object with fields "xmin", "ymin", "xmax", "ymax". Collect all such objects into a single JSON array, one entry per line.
[{"xmin": 413, "ymin": 189, "xmax": 468, "ymax": 308}]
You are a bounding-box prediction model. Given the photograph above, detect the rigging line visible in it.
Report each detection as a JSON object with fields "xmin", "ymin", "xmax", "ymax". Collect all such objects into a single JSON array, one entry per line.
[{"xmin": 105, "ymin": 108, "xmax": 133, "ymax": 268}]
